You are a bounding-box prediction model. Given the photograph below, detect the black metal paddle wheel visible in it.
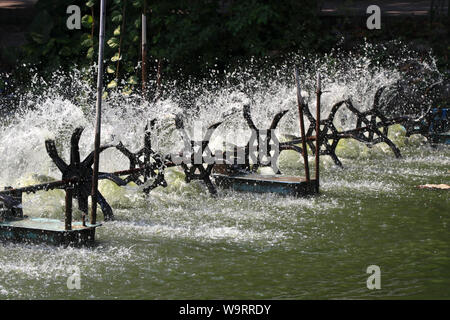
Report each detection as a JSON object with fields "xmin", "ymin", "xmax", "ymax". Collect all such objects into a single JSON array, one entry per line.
[
  {"xmin": 172, "ymin": 115, "xmax": 222, "ymax": 195},
  {"xmin": 45, "ymin": 127, "xmax": 120, "ymax": 221},
  {"xmin": 115, "ymin": 122, "xmax": 168, "ymax": 194},
  {"xmin": 281, "ymin": 86, "xmax": 403, "ymax": 167}
]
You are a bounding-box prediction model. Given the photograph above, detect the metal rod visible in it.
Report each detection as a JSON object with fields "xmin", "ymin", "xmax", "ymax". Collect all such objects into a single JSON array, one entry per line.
[
  {"xmin": 0, "ymin": 179, "xmax": 76, "ymax": 195},
  {"xmin": 91, "ymin": 0, "xmax": 107, "ymax": 225},
  {"xmin": 294, "ymin": 66, "xmax": 310, "ymax": 182},
  {"xmin": 141, "ymin": 0, "xmax": 147, "ymax": 97},
  {"xmin": 115, "ymin": 0, "xmax": 127, "ymax": 79},
  {"xmin": 0, "ymin": 162, "xmax": 179, "ymax": 198},
  {"xmin": 315, "ymin": 74, "xmax": 321, "ymax": 192},
  {"xmin": 144, "ymin": 126, "xmax": 151, "ymax": 182},
  {"xmin": 281, "ymin": 136, "xmax": 318, "ymax": 144},
  {"xmin": 65, "ymin": 187, "xmax": 73, "ymax": 231}
]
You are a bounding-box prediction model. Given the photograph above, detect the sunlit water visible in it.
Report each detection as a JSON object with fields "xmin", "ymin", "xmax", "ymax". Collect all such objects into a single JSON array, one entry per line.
[{"xmin": 0, "ymin": 49, "xmax": 449, "ymax": 299}]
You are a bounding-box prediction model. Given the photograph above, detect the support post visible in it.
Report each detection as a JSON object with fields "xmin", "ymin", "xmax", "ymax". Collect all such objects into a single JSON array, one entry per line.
[
  {"xmin": 91, "ymin": 0, "xmax": 107, "ymax": 225},
  {"xmin": 11, "ymin": 189, "xmax": 23, "ymax": 218},
  {"xmin": 65, "ymin": 186, "xmax": 73, "ymax": 231},
  {"xmin": 315, "ymin": 74, "xmax": 321, "ymax": 192},
  {"xmin": 294, "ymin": 67, "xmax": 310, "ymax": 182},
  {"xmin": 144, "ymin": 124, "xmax": 151, "ymax": 182},
  {"xmin": 141, "ymin": 0, "xmax": 147, "ymax": 98}
]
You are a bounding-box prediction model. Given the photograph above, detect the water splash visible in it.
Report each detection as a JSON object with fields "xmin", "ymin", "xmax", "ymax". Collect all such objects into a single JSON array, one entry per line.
[{"xmin": 1, "ymin": 43, "xmax": 444, "ymax": 190}]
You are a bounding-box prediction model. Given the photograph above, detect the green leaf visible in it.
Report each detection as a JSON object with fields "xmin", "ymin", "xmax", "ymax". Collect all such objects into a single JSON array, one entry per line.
[
  {"xmin": 82, "ymin": 15, "xmax": 93, "ymax": 28},
  {"xmin": 127, "ymin": 75, "xmax": 138, "ymax": 85},
  {"xmin": 111, "ymin": 11, "xmax": 122, "ymax": 23},
  {"xmin": 86, "ymin": 47, "xmax": 94, "ymax": 59},
  {"xmin": 113, "ymin": 26, "xmax": 121, "ymax": 36},
  {"xmin": 132, "ymin": 0, "xmax": 142, "ymax": 8},
  {"xmin": 111, "ymin": 52, "xmax": 121, "ymax": 62},
  {"xmin": 134, "ymin": 18, "xmax": 141, "ymax": 28},
  {"xmin": 129, "ymin": 30, "xmax": 139, "ymax": 43},
  {"xmin": 107, "ymin": 80, "xmax": 118, "ymax": 89},
  {"xmin": 86, "ymin": 0, "xmax": 95, "ymax": 8},
  {"xmin": 107, "ymin": 65, "xmax": 116, "ymax": 74},
  {"xmin": 124, "ymin": 62, "xmax": 135, "ymax": 73},
  {"xmin": 81, "ymin": 36, "xmax": 93, "ymax": 48},
  {"xmin": 122, "ymin": 86, "xmax": 133, "ymax": 95},
  {"xmin": 107, "ymin": 37, "xmax": 119, "ymax": 48}
]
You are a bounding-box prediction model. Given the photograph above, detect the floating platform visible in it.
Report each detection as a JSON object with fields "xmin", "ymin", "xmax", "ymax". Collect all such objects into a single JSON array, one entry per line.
[
  {"xmin": 0, "ymin": 217, "xmax": 100, "ymax": 246},
  {"xmin": 405, "ymin": 108, "xmax": 449, "ymax": 145},
  {"xmin": 418, "ymin": 184, "xmax": 450, "ymax": 190},
  {"xmin": 432, "ymin": 133, "xmax": 450, "ymax": 145},
  {"xmin": 213, "ymin": 173, "xmax": 318, "ymax": 197},
  {"xmin": 429, "ymin": 108, "xmax": 449, "ymax": 145}
]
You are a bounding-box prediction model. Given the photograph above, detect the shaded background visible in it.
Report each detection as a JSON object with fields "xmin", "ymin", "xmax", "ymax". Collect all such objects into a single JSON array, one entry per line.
[{"xmin": 0, "ymin": 0, "xmax": 449, "ymax": 98}]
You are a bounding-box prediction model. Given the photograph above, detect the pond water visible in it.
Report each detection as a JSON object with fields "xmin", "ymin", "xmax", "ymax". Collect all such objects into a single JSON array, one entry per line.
[{"xmin": 0, "ymin": 145, "xmax": 448, "ymax": 299}]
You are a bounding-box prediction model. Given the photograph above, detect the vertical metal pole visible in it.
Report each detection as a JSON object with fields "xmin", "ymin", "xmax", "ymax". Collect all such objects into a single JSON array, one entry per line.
[
  {"xmin": 294, "ymin": 67, "xmax": 310, "ymax": 182},
  {"xmin": 141, "ymin": 0, "xmax": 147, "ymax": 97},
  {"xmin": 315, "ymin": 74, "xmax": 321, "ymax": 192},
  {"xmin": 91, "ymin": 0, "xmax": 107, "ymax": 225},
  {"xmin": 65, "ymin": 187, "xmax": 73, "ymax": 231},
  {"xmin": 144, "ymin": 124, "xmax": 151, "ymax": 182}
]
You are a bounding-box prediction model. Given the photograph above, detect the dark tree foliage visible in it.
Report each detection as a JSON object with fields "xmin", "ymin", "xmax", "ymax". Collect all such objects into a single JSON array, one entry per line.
[{"xmin": 17, "ymin": 0, "xmax": 322, "ymax": 93}]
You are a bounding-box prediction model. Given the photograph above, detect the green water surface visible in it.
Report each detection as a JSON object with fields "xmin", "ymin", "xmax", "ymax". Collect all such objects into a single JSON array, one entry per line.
[{"xmin": 0, "ymin": 145, "xmax": 449, "ymax": 299}]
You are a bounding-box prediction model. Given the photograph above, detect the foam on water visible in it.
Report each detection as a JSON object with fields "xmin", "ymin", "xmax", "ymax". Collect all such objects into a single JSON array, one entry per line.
[{"xmin": 0, "ymin": 241, "xmax": 137, "ymax": 298}]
